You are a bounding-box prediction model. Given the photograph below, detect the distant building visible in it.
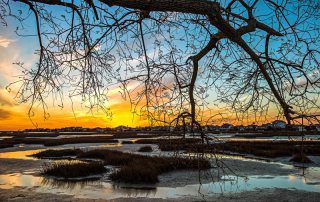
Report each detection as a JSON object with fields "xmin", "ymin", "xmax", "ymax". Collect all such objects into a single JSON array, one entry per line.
[
  {"xmin": 289, "ymin": 124, "xmax": 305, "ymax": 132},
  {"xmin": 62, "ymin": 126, "xmax": 84, "ymax": 132},
  {"xmin": 313, "ymin": 124, "xmax": 320, "ymax": 132},
  {"xmin": 205, "ymin": 125, "xmax": 220, "ymax": 132},
  {"xmin": 220, "ymin": 123, "xmax": 234, "ymax": 131},
  {"xmin": 235, "ymin": 125, "xmax": 245, "ymax": 131},
  {"xmin": 247, "ymin": 124, "xmax": 257, "ymax": 131},
  {"xmin": 150, "ymin": 126, "xmax": 168, "ymax": 131},
  {"xmin": 95, "ymin": 127, "xmax": 106, "ymax": 133},
  {"xmin": 115, "ymin": 125, "xmax": 130, "ymax": 132},
  {"xmin": 272, "ymin": 120, "xmax": 287, "ymax": 129},
  {"xmin": 261, "ymin": 123, "xmax": 273, "ymax": 130}
]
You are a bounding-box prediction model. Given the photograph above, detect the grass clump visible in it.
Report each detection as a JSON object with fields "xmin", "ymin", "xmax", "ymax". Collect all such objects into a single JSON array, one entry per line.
[
  {"xmin": 43, "ymin": 138, "xmax": 118, "ymax": 146},
  {"xmin": 209, "ymin": 141, "xmax": 320, "ymax": 158},
  {"xmin": 290, "ymin": 153, "xmax": 313, "ymax": 163},
  {"xmin": 109, "ymin": 156, "xmax": 210, "ymax": 183},
  {"xmin": 138, "ymin": 146, "xmax": 153, "ymax": 152},
  {"xmin": 134, "ymin": 138, "xmax": 202, "ymax": 152},
  {"xmin": 110, "ymin": 163, "xmax": 159, "ymax": 183},
  {"xmin": 122, "ymin": 140, "xmax": 134, "ymax": 144},
  {"xmin": 78, "ymin": 149, "xmax": 135, "ymax": 165},
  {"xmin": 32, "ymin": 149, "xmax": 82, "ymax": 159},
  {"xmin": 78, "ymin": 149, "xmax": 211, "ymax": 183},
  {"xmin": 19, "ymin": 137, "xmax": 118, "ymax": 146},
  {"xmin": 36, "ymin": 148, "xmax": 210, "ymax": 183},
  {"xmin": 0, "ymin": 143, "xmax": 14, "ymax": 149},
  {"xmin": 42, "ymin": 160, "xmax": 107, "ymax": 178}
]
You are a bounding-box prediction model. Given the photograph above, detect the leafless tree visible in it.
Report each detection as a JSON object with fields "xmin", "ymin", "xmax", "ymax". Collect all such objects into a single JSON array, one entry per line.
[{"xmin": 1, "ymin": 0, "xmax": 320, "ymax": 133}]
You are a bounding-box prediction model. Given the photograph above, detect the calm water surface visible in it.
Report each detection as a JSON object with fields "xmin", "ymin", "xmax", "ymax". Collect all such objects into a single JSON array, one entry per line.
[
  {"xmin": 1, "ymin": 171, "xmax": 320, "ymax": 200},
  {"xmin": 1, "ymin": 141, "xmax": 320, "ymax": 200}
]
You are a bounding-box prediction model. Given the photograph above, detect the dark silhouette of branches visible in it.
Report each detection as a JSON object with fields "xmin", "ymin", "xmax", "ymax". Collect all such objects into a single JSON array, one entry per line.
[{"xmin": 1, "ymin": 0, "xmax": 319, "ymax": 130}]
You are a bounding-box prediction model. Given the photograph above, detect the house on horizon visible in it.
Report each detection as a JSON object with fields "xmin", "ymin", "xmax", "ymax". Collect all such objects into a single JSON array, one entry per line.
[
  {"xmin": 247, "ymin": 124, "xmax": 258, "ymax": 131},
  {"xmin": 260, "ymin": 123, "xmax": 273, "ymax": 130},
  {"xmin": 115, "ymin": 125, "xmax": 130, "ymax": 132},
  {"xmin": 220, "ymin": 123, "xmax": 234, "ymax": 131},
  {"xmin": 204, "ymin": 125, "xmax": 220, "ymax": 132},
  {"xmin": 311, "ymin": 124, "xmax": 320, "ymax": 132},
  {"xmin": 272, "ymin": 120, "xmax": 287, "ymax": 129},
  {"xmin": 234, "ymin": 125, "xmax": 245, "ymax": 131},
  {"xmin": 95, "ymin": 127, "xmax": 107, "ymax": 133}
]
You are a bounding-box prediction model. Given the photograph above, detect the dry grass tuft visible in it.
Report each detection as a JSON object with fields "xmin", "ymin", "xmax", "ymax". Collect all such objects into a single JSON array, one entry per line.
[
  {"xmin": 138, "ymin": 146, "xmax": 153, "ymax": 152},
  {"xmin": 42, "ymin": 160, "xmax": 107, "ymax": 178},
  {"xmin": 290, "ymin": 153, "xmax": 313, "ymax": 163},
  {"xmin": 77, "ymin": 149, "xmax": 211, "ymax": 183},
  {"xmin": 32, "ymin": 149, "xmax": 82, "ymax": 158}
]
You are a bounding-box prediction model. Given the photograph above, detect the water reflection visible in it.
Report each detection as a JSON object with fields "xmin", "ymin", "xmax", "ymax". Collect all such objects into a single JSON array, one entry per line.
[
  {"xmin": 0, "ymin": 149, "xmax": 44, "ymax": 160},
  {"xmin": 112, "ymin": 185, "xmax": 157, "ymax": 198},
  {"xmin": 0, "ymin": 143, "xmax": 123, "ymax": 160},
  {"xmin": 1, "ymin": 172, "xmax": 320, "ymax": 200},
  {"xmin": 1, "ymin": 142, "xmax": 320, "ymax": 200},
  {"xmin": 0, "ymin": 136, "xmax": 12, "ymax": 140},
  {"xmin": 41, "ymin": 177, "xmax": 101, "ymax": 190},
  {"xmin": 58, "ymin": 134, "xmax": 113, "ymax": 139},
  {"xmin": 0, "ymin": 173, "xmax": 42, "ymax": 189}
]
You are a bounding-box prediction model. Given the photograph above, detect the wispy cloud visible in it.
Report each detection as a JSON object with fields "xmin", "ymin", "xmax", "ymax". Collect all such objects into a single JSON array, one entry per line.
[
  {"xmin": 0, "ymin": 89, "xmax": 14, "ymax": 106},
  {"xmin": 0, "ymin": 36, "xmax": 14, "ymax": 48},
  {"xmin": 0, "ymin": 108, "xmax": 11, "ymax": 119}
]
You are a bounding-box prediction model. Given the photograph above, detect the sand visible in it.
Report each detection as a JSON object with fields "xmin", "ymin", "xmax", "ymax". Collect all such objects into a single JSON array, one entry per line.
[
  {"xmin": 0, "ymin": 144, "xmax": 318, "ymax": 201},
  {"xmin": 0, "ymin": 158, "xmax": 42, "ymax": 174},
  {"xmin": 1, "ymin": 187, "xmax": 319, "ymax": 202}
]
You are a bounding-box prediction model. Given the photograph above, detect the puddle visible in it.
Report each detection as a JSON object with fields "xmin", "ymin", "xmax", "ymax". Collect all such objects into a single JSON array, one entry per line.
[
  {"xmin": 0, "ymin": 149, "xmax": 45, "ymax": 160},
  {"xmin": 58, "ymin": 134, "xmax": 113, "ymax": 139},
  {"xmin": 1, "ymin": 140, "xmax": 320, "ymax": 200},
  {"xmin": 0, "ymin": 172, "xmax": 320, "ymax": 200},
  {"xmin": 0, "ymin": 143, "xmax": 123, "ymax": 160},
  {"xmin": 0, "ymin": 136, "xmax": 12, "ymax": 140}
]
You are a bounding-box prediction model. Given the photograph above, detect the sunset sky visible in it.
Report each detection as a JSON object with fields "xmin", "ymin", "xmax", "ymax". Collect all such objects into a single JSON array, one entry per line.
[
  {"xmin": 0, "ymin": 29, "xmax": 150, "ymax": 130},
  {"xmin": 0, "ymin": 29, "xmax": 279, "ymax": 131},
  {"xmin": 0, "ymin": 36, "xmax": 252, "ymax": 131},
  {"xmin": 0, "ymin": 1, "xmax": 315, "ymax": 131}
]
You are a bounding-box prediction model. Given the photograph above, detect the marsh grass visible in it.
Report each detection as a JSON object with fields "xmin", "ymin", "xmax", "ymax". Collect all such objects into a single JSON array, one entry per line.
[
  {"xmin": 138, "ymin": 146, "xmax": 153, "ymax": 152},
  {"xmin": 111, "ymin": 163, "xmax": 159, "ymax": 183},
  {"xmin": 77, "ymin": 149, "xmax": 211, "ymax": 183},
  {"xmin": 289, "ymin": 153, "xmax": 313, "ymax": 163},
  {"xmin": 41, "ymin": 177, "xmax": 96, "ymax": 189},
  {"xmin": 122, "ymin": 140, "xmax": 134, "ymax": 144},
  {"xmin": 135, "ymin": 138, "xmax": 202, "ymax": 151},
  {"xmin": 77, "ymin": 150, "xmax": 136, "ymax": 165},
  {"xmin": 110, "ymin": 156, "xmax": 211, "ymax": 183},
  {"xmin": 43, "ymin": 138, "xmax": 118, "ymax": 146},
  {"xmin": 42, "ymin": 160, "xmax": 107, "ymax": 178},
  {"xmin": 0, "ymin": 143, "xmax": 14, "ymax": 149},
  {"xmin": 32, "ymin": 149, "xmax": 83, "ymax": 158},
  {"xmin": 140, "ymin": 138, "xmax": 320, "ymax": 158},
  {"xmin": 18, "ymin": 137, "xmax": 118, "ymax": 146},
  {"xmin": 212, "ymin": 141, "xmax": 320, "ymax": 158}
]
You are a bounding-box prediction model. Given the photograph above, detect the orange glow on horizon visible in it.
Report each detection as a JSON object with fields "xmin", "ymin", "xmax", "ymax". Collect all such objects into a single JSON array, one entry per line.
[
  {"xmin": 0, "ymin": 103, "xmax": 151, "ymax": 130},
  {"xmin": 0, "ymin": 98, "xmax": 281, "ymax": 131},
  {"xmin": 0, "ymin": 83, "xmax": 284, "ymax": 131},
  {"xmin": 0, "ymin": 32, "xmax": 294, "ymax": 131}
]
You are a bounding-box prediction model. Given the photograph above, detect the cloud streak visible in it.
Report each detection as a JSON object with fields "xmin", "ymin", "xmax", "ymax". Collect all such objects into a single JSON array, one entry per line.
[
  {"xmin": 0, "ymin": 89, "xmax": 14, "ymax": 106},
  {"xmin": 0, "ymin": 108, "xmax": 11, "ymax": 119},
  {"xmin": 0, "ymin": 36, "xmax": 14, "ymax": 48}
]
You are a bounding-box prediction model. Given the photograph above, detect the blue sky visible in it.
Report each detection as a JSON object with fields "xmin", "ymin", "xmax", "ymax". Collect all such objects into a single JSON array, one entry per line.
[{"xmin": 0, "ymin": 0, "xmax": 319, "ymax": 129}]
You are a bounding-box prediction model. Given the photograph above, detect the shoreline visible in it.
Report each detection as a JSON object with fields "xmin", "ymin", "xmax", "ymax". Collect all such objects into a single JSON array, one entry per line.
[
  {"xmin": 0, "ymin": 142, "xmax": 319, "ymax": 201},
  {"xmin": 1, "ymin": 187, "xmax": 320, "ymax": 202}
]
